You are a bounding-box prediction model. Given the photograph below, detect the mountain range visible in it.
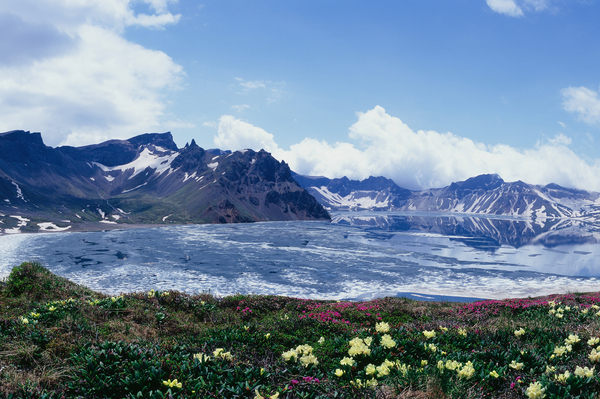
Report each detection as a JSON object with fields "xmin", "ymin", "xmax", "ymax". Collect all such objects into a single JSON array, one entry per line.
[
  {"xmin": 0, "ymin": 130, "xmax": 329, "ymax": 234},
  {"xmin": 3, "ymin": 129, "xmax": 599, "ymax": 236},
  {"xmin": 293, "ymin": 173, "xmax": 600, "ymax": 221}
]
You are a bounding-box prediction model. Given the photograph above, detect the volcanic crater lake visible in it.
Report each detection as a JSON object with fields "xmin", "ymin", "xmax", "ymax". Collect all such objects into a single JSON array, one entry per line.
[{"xmin": 1, "ymin": 211, "xmax": 600, "ymax": 301}]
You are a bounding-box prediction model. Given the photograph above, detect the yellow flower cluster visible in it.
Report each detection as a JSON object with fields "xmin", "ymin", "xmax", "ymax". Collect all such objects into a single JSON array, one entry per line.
[
  {"xmin": 565, "ymin": 334, "xmax": 580, "ymax": 345},
  {"xmin": 254, "ymin": 390, "xmax": 279, "ymax": 399},
  {"xmin": 525, "ymin": 381, "xmax": 546, "ymax": 399},
  {"xmin": 213, "ymin": 348, "xmax": 233, "ymax": 361},
  {"xmin": 436, "ymin": 359, "xmax": 475, "ymax": 379},
  {"xmin": 422, "ymin": 330, "xmax": 436, "ymax": 339},
  {"xmin": 193, "ymin": 353, "xmax": 211, "ymax": 363},
  {"xmin": 588, "ymin": 337, "xmax": 600, "ymax": 346},
  {"xmin": 456, "ymin": 362, "xmax": 475, "ymax": 379},
  {"xmin": 380, "ymin": 334, "xmax": 396, "ymax": 348},
  {"xmin": 375, "ymin": 321, "xmax": 390, "ymax": 333},
  {"xmin": 425, "ymin": 343, "xmax": 437, "ymax": 352},
  {"xmin": 162, "ymin": 379, "xmax": 182, "ymax": 388},
  {"xmin": 509, "ymin": 360, "xmax": 524, "ymax": 370},
  {"xmin": 574, "ymin": 366, "xmax": 595, "ymax": 378},
  {"xmin": 589, "ymin": 348, "xmax": 600, "ymax": 362},
  {"xmin": 514, "ymin": 328, "xmax": 526, "ymax": 337},
  {"xmin": 348, "ymin": 337, "xmax": 372, "ymax": 357},
  {"xmin": 281, "ymin": 344, "xmax": 318, "ymax": 367}
]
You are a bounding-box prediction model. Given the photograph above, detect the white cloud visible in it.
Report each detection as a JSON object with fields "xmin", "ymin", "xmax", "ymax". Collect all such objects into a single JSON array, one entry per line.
[
  {"xmin": 214, "ymin": 115, "xmax": 279, "ymax": 153},
  {"xmin": 214, "ymin": 107, "xmax": 600, "ymax": 191},
  {"xmin": 486, "ymin": 0, "xmax": 524, "ymax": 17},
  {"xmin": 486, "ymin": 0, "xmax": 555, "ymax": 16},
  {"xmin": 561, "ymin": 86, "xmax": 600, "ymax": 126},
  {"xmin": 0, "ymin": 0, "xmax": 184, "ymax": 146}
]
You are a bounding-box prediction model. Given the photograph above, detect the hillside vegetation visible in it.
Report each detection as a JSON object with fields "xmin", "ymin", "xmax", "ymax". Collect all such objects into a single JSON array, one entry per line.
[{"xmin": 1, "ymin": 262, "xmax": 600, "ymax": 398}]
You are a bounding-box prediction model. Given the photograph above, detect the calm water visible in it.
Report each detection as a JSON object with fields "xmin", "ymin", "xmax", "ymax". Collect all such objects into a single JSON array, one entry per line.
[{"xmin": 1, "ymin": 211, "xmax": 599, "ymax": 300}]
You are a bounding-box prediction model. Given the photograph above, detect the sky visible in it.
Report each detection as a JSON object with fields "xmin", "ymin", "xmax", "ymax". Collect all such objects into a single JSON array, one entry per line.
[{"xmin": 1, "ymin": 0, "xmax": 600, "ymax": 191}]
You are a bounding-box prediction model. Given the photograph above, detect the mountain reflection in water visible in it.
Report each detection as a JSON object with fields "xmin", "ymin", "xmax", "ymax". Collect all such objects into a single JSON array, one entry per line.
[{"xmin": 332, "ymin": 212, "xmax": 600, "ymax": 250}]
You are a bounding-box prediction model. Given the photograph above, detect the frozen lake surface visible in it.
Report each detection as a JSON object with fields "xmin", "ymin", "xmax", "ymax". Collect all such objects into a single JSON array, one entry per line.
[{"xmin": 1, "ymin": 211, "xmax": 600, "ymax": 300}]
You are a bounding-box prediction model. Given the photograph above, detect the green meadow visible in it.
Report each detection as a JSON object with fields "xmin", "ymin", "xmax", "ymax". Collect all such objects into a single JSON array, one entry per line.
[{"xmin": 1, "ymin": 262, "xmax": 600, "ymax": 398}]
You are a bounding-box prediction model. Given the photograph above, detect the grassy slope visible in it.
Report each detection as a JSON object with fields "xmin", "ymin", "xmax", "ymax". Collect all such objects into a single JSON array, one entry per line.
[{"xmin": 1, "ymin": 263, "xmax": 600, "ymax": 399}]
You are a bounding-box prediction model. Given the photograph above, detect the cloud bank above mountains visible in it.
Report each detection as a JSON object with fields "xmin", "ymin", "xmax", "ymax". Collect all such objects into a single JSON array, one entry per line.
[
  {"xmin": 0, "ymin": 0, "xmax": 183, "ymax": 147},
  {"xmin": 215, "ymin": 106, "xmax": 600, "ymax": 192}
]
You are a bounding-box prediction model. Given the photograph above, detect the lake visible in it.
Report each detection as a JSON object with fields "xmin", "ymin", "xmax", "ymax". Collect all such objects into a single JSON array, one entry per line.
[{"xmin": 1, "ymin": 211, "xmax": 599, "ymax": 301}]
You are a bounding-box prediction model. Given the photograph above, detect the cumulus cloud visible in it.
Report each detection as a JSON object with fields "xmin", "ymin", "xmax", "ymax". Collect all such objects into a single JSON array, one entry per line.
[
  {"xmin": 214, "ymin": 115, "xmax": 279, "ymax": 153},
  {"xmin": 561, "ymin": 86, "xmax": 600, "ymax": 126},
  {"xmin": 0, "ymin": 0, "xmax": 184, "ymax": 146},
  {"xmin": 216, "ymin": 107, "xmax": 600, "ymax": 191},
  {"xmin": 486, "ymin": 0, "xmax": 524, "ymax": 17},
  {"xmin": 486, "ymin": 0, "xmax": 553, "ymax": 16}
]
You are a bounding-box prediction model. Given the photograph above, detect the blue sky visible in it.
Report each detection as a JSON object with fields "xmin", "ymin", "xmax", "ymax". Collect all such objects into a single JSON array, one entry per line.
[{"xmin": 1, "ymin": 0, "xmax": 600, "ymax": 190}]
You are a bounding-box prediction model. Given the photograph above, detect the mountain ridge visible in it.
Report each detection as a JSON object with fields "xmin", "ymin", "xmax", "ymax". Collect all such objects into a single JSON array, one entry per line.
[
  {"xmin": 0, "ymin": 130, "xmax": 329, "ymax": 234},
  {"xmin": 294, "ymin": 172, "xmax": 600, "ymax": 220}
]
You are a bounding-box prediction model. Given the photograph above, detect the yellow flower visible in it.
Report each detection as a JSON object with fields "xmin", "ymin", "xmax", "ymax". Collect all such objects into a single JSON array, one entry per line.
[
  {"xmin": 445, "ymin": 360, "xmax": 462, "ymax": 371},
  {"xmin": 589, "ymin": 337, "xmax": 600, "ymax": 346},
  {"xmin": 437, "ymin": 360, "xmax": 445, "ymax": 370},
  {"xmin": 365, "ymin": 364, "xmax": 376, "ymax": 375},
  {"xmin": 589, "ymin": 349, "xmax": 600, "ymax": 363},
  {"xmin": 20, "ymin": 317, "xmax": 29, "ymax": 324},
  {"xmin": 457, "ymin": 362, "xmax": 475, "ymax": 379},
  {"xmin": 582, "ymin": 308, "xmax": 589, "ymax": 314},
  {"xmin": 282, "ymin": 349, "xmax": 298, "ymax": 361},
  {"xmin": 148, "ymin": 289, "xmax": 155, "ymax": 298},
  {"xmin": 423, "ymin": 330, "xmax": 436, "ymax": 339},
  {"xmin": 254, "ymin": 389, "xmax": 265, "ymax": 399},
  {"xmin": 364, "ymin": 337, "xmax": 373, "ymax": 346},
  {"xmin": 299, "ymin": 354, "xmax": 319, "ymax": 367},
  {"xmin": 489, "ymin": 370, "xmax": 500, "ymax": 378},
  {"xmin": 565, "ymin": 306, "xmax": 571, "ymax": 311},
  {"xmin": 48, "ymin": 306, "xmax": 56, "ymax": 312},
  {"xmin": 555, "ymin": 313, "xmax": 563, "ymax": 319},
  {"xmin": 439, "ymin": 326, "xmax": 448, "ymax": 332},
  {"xmin": 376, "ymin": 363, "xmax": 390, "ymax": 377},
  {"xmin": 555, "ymin": 371, "xmax": 570, "ymax": 383},
  {"xmin": 514, "ymin": 328, "xmax": 526, "ymax": 337},
  {"xmin": 553, "ymin": 346, "xmax": 567, "ymax": 357},
  {"xmin": 575, "ymin": 366, "xmax": 595, "ymax": 378},
  {"xmin": 545, "ymin": 365, "xmax": 556, "ymax": 373},
  {"xmin": 525, "ymin": 381, "xmax": 546, "ymax": 399},
  {"xmin": 29, "ymin": 312, "xmax": 40, "ymax": 318},
  {"xmin": 380, "ymin": 334, "xmax": 396, "ymax": 348},
  {"xmin": 421, "ymin": 360, "xmax": 428, "ymax": 367},
  {"xmin": 548, "ymin": 309, "xmax": 556, "ymax": 315},
  {"xmin": 548, "ymin": 300, "xmax": 556, "ymax": 307},
  {"xmin": 593, "ymin": 305, "xmax": 600, "ymax": 310},
  {"xmin": 375, "ymin": 321, "xmax": 390, "ymax": 333},
  {"xmin": 162, "ymin": 379, "xmax": 182, "ymax": 388},
  {"xmin": 340, "ymin": 357, "xmax": 354, "ymax": 366},
  {"xmin": 565, "ymin": 334, "xmax": 580, "ymax": 345},
  {"xmin": 458, "ymin": 328, "xmax": 467, "ymax": 337},
  {"xmin": 426, "ymin": 343, "xmax": 437, "ymax": 352},
  {"xmin": 318, "ymin": 336, "xmax": 325, "ymax": 344},
  {"xmin": 366, "ymin": 378, "xmax": 378, "ymax": 387},
  {"xmin": 509, "ymin": 360, "xmax": 524, "ymax": 370},
  {"xmin": 265, "ymin": 333, "xmax": 271, "ymax": 339},
  {"xmin": 193, "ymin": 353, "xmax": 210, "ymax": 362},
  {"xmin": 335, "ymin": 369, "xmax": 345, "ymax": 377}
]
